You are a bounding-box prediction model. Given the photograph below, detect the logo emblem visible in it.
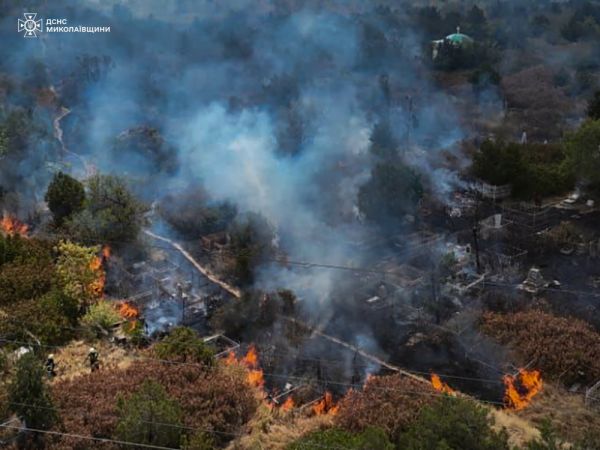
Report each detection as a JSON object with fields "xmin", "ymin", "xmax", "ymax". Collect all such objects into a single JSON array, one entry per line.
[{"xmin": 18, "ymin": 13, "xmax": 42, "ymax": 37}]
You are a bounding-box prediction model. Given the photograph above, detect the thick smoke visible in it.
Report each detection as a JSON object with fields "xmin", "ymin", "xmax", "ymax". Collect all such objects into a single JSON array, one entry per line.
[{"xmin": 0, "ymin": 1, "xmax": 468, "ymax": 321}]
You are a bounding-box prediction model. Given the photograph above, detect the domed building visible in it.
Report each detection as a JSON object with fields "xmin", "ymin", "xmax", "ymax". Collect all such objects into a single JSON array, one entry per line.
[{"xmin": 432, "ymin": 27, "xmax": 474, "ymax": 59}]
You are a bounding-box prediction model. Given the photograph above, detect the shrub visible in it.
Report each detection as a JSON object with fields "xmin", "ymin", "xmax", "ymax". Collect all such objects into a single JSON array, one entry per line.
[
  {"xmin": 115, "ymin": 380, "xmax": 183, "ymax": 448},
  {"xmin": 81, "ymin": 301, "xmax": 120, "ymax": 334},
  {"xmin": 0, "ymin": 294, "xmax": 76, "ymax": 346},
  {"xmin": 9, "ymin": 352, "xmax": 57, "ymax": 431},
  {"xmin": 51, "ymin": 360, "xmax": 257, "ymax": 448},
  {"xmin": 288, "ymin": 427, "xmax": 394, "ymax": 450},
  {"xmin": 154, "ymin": 326, "xmax": 215, "ymax": 365},
  {"xmin": 481, "ymin": 310, "xmax": 600, "ymax": 384},
  {"xmin": 335, "ymin": 374, "xmax": 434, "ymax": 442},
  {"xmin": 398, "ymin": 396, "xmax": 509, "ymax": 450}
]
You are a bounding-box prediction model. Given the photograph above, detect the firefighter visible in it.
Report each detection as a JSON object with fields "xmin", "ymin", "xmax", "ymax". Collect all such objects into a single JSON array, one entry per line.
[
  {"xmin": 86, "ymin": 347, "xmax": 100, "ymax": 372},
  {"xmin": 45, "ymin": 354, "xmax": 57, "ymax": 378}
]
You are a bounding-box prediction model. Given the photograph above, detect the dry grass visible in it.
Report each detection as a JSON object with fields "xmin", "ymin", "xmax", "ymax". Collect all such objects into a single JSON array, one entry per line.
[
  {"xmin": 48, "ymin": 339, "xmax": 135, "ymax": 383},
  {"xmin": 518, "ymin": 382, "xmax": 600, "ymax": 444},
  {"xmin": 226, "ymin": 402, "xmax": 334, "ymax": 450},
  {"xmin": 491, "ymin": 408, "xmax": 540, "ymax": 448}
]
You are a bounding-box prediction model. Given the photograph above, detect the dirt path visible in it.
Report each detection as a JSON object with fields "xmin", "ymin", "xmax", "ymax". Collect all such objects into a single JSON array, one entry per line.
[{"xmin": 143, "ymin": 229, "xmax": 242, "ymax": 298}]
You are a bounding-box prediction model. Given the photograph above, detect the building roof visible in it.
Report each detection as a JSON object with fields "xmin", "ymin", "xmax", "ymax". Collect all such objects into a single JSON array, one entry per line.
[{"xmin": 445, "ymin": 27, "xmax": 474, "ymax": 45}]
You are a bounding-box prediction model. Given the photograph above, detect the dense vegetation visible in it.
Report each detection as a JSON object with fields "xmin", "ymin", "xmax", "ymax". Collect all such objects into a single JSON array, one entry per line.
[{"xmin": 481, "ymin": 310, "xmax": 600, "ymax": 385}]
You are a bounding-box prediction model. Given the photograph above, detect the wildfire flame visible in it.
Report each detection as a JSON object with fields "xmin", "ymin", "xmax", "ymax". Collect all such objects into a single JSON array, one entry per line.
[
  {"xmin": 503, "ymin": 369, "xmax": 543, "ymax": 411},
  {"xmin": 89, "ymin": 255, "xmax": 105, "ymax": 297},
  {"xmin": 117, "ymin": 301, "xmax": 139, "ymax": 319},
  {"xmin": 313, "ymin": 391, "xmax": 339, "ymax": 416},
  {"xmin": 280, "ymin": 396, "xmax": 295, "ymax": 412},
  {"xmin": 89, "ymin": 245, "xmax": 110, "ymax": 298},
  {"xmin": 1, "ymin": 214, "xmax": 28, "ymax": 237},
  {"xmin": 225, "ymin": 345, "xmax": 265, "ymax": 388},
  {"xmin": 225, "ymin": 351, "xmax": 236, "ymax": 365},
  {"xmin": 431, "ymin": 373, "xmax": 455, "ymax": 395}
]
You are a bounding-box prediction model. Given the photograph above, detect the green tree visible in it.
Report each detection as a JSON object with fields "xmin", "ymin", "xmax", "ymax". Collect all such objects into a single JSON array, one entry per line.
[
  {"xmin": 369, "ymin": 121, "xmax": 398, "ymax": 160},
  {"xmin": 66, "ymin": 174, "xmax": 147, "ymax": 243},
  {"xmin": 0, "ymin": 125, "xmax": 8, "ymax": 158},
  {"xmin": 587, "ymin": 90, "xmax": 600, "ymax": 120},
  {"xmin": 8, "ymin": 352, "xmax": 57, "ymax": 430},
  {"xmin": 44, "ymin": 171, "xmax": 85, "ymax": 225},
  {"xmin": 397, "ymin": 396, "xmax": 509, "ymax": 450},
  {"xmin": 154, "ymin": 327, "xmax": 215, "ymax": 365},
  {"xmin": 55, "ymin": 240, "xmax": 104, "ymax": 308},
  {"xmin": 465, "ymin": 5, "xmax": 488, "ymax": 40},
  {"xmin": 564, "ymin": 119, "xmax": 600, "ymax": 188},
  {"xmin": 115, "ymin": 380, "xmax": 183, "ymax": 448},
  {"xmin": 358, "ymin": 162, "xmax": 423, "ymax": 225},
  {"xmin": 288, "ymin": 427, "xmax": 394, "ymax": 450},
  {"xmin": 228, "ymin": 212, "xmax": 275, "ymax": 285}
]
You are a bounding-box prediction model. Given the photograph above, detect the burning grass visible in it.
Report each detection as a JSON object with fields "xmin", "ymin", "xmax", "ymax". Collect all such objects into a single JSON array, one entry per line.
[
  {"xmin": 226, "ymin": 344, "xmax": 266, "ymax": 389},
  {"xmin": 0, "ymin": 213, "xmax": 28, "ymax": 237},
  {"xmin": 430, "ymin": 373, "xmax": 455, "ymax": 395},
  {"xmin": 503, "ymin": 369, "xmax": 543, "ymax": 411},
  {"xmin": 312, "ymin": 391, "xmax": 339, "ymax": 416}
]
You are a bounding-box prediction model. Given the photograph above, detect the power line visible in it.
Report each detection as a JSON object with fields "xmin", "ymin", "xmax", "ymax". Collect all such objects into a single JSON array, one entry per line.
[
  {"xmin": 0, "ymin": 335, "xmax": 508, "ymax": 388},
  {"xmin": 0, "ymin": 423, "xmax": 180, "ymax": 450},
  {"xmin": 21, "ymin": 229, "xmax": 600, "ymax": 299},
  {"xmin": 0, "ymin": 337, "xmax": 508, "ymax": 407}
]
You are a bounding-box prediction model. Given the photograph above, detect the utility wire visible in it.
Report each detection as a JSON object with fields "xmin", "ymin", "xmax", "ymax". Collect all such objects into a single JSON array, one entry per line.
[
  {"xmin": 0, "ymin": 336, "xmax": 508, "ymax": 388},
  {"xmin": 0, "ymin": 423, "xmax": 180, "ymax": 450}
]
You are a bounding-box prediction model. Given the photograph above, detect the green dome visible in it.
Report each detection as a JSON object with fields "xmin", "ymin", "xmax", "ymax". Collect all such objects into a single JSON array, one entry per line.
[{"xmin": 445, "ymin": 27, "xmax": 473, "ymax": 45}]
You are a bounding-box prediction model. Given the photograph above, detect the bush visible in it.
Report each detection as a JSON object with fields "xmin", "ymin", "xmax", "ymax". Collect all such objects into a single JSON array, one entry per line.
[
  {"xmin": 358, "ymin": 162, "xmax": 423, "ymax": 226},
  {"xmin": 481, "ymin": 310, "xmax": 600, "ymax": 384},
  {"xmin": 397, "ymin": 396, "xmax": 509, "ymax": 450},
  {"xmin": 82, "ymin": 301, "xmax": 121, "ymax": 334},
  {"xmin": 9, "ymin": 352, "xmax": 57, "ymax": 431},
  {"xmin": 0, "ymin": 258, "xmax": 54, "ymax": 306},
  {"xmin": 55, "ymin": 240, "xmax": 105, "ymax": 307},
  {"xmin": 288, "ymin": 427, "xmax": 394, "ymax": 450},
  {"xmin": 564, "ymin": 119, "xmax": 600, "ymax": 188},
  {"xmin": 154, "ymin": 326, "xmax": 215, "ymax": 365},
  {"xmin": 115, "ymin": 380, "xmax": 183, "ymax": 448},
  {"xmin": 0, "ymin": 294, "xmax": 76, "ymax": 346},
  {"xmin": 472, "ymin": 140, "xmax": 574, "ymax": 199},
  {"xmin": 335, "ymin": 374, "xmax": 434, "ymax": 442},
  {"xmin": 51, "ymin": 360, "xmax": 257, "ymax": 448}
]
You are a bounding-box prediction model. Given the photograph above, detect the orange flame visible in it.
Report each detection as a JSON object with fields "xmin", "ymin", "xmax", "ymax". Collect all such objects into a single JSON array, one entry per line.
[
  {"xmin": 117, "ymin": 301, "xmax": 139, "ymax": 319},
  {"xmin": 280, "ymin": 396, "xmax": 294, "ymax": 411},
  {"xmin": 242, "ymin": 345, "xmax": 259, "ymax": 368},
  {"xmin": 1, "ymin": 214, "xmax": 28, "ymax": 237},
  {"xmin": 89, "ymin": 255, "xmax": 105, "ymax": 297},
  {"xmin": 224, "ymin": 345, "xmax": 265, "ymax": 388},
  {"xmin": 224, "ymin": 351, "xmax": 236, "ymax": 365},
  {"xmin": 313, "ymin": 391, "xmax": 339, "ymax": 416},
  {"xmin": 242, "ymin": 345, "xmax": 264, "ymax": 388},
  {"xmin": 89, "ymin": 245, "xmax": 111, "ymax": 298},
  {"xmin": 503, "ymin": 369, "xmax": 543, "ymax": 411},
  {"xmin": 431, "ymin": 373, "xmax": 455, "ymax": 395}
]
